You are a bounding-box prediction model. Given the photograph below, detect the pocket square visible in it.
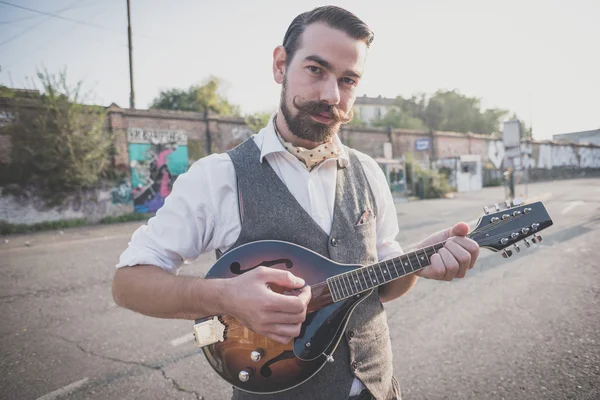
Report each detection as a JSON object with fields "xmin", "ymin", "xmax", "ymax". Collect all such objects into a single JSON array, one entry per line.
[{"xmin": 356, "ymin": 208, "xmax": 374, "ymax": 225}]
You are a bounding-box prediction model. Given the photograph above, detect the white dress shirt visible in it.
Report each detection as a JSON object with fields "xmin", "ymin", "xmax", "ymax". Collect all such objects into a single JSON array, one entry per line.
[
  {"xmin": 117, "ymin": 115, "xmax": 403, "ymax": 272},
  {"xmin": 116, "ymin": 114, "xmax": 404, "ymax": 396}
]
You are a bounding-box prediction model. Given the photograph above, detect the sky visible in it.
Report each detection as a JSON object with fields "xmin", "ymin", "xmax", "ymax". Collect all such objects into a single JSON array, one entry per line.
[{"xmin": 1, "ymin": 0, "xmax": 598, "ymax": 140}]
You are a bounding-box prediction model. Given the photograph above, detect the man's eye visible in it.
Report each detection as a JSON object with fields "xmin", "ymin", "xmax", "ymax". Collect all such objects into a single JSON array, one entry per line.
[
  {"xmin": 342, "ymin": 77, "xmax": 356, "ymax": 86},
  {"xmin": 308, "ymin": 66, "xmax": 322, "ymax": 74}
]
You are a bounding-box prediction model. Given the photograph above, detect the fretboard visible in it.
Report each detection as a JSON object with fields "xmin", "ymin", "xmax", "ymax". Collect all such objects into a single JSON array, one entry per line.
[{"xmin": 327, "ymin": 242, "xmax": 446, "ymax": 302}]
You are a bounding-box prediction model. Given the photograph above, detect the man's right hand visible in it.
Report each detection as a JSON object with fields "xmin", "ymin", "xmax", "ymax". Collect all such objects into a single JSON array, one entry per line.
[{"xmin": 223, "ymin": 266, "xmax": 311, "ymax": 344}]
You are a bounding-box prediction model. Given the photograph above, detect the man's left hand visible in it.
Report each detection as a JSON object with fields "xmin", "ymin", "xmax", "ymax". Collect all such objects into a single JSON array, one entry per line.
[{"xmin": 416, "ymin": 222, "xmax": 479, "ymax": 281}]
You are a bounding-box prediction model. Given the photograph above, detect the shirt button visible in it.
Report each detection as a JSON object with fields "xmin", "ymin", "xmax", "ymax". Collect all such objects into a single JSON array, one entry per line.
[
  {"xmin": 347, "ymin": 330, "xmax": 355, "ymax": 340},
  {"xmin": 351, "ymin": 360, "xmax": 359, "ymax": 371},
  {"xmin": 331, "ymin": 237, "xmax": 338, "ymax": 246}
]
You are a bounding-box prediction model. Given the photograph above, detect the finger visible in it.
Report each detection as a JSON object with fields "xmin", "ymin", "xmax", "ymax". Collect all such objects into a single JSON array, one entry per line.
[
  {"xmin": 439, "ymin": 247, "xmax": 459, "ymax": 280},
  {"xmin": 265, "ymin": 311, "xmax": 306, "ymax": 325},
  {"xmin": 267, "ymin": 293, "xmax": 306, "ymax": 313},
  {"xmin": 257, "ymin": 267, "xmax": 305, "ymax": 288},
  {"xmin": 451, "ymin": 236, "xmax": 480, "ymax": 269},
  {"xmin": 444, "ymin": 241, "xmax": 470, "ymax": 278},
  {"xmin": 266, "ymin": 333, "xmax": 293, "ymax": 344},
  {"xmin": 418, "ymin": 253, "xmax": 446, "ymax": 279},
  {"xmin": 296, "ymin": 285, "xmax": 312, "ymax": 306},
  {"xmin": 450, "ymin": 222, "xmax": 470, "ymax": 237},
  {"xmin": 272, "ymin": 323, "xmax": 302, "ymax": 338}
]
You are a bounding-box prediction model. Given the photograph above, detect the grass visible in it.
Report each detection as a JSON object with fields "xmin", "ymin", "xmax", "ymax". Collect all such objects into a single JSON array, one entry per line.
[{"xmin": 0, "ymin": 213, "xmax": 154, "ymax": 235}]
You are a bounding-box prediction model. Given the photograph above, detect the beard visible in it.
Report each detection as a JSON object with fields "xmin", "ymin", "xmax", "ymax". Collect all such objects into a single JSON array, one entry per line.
[{"xmin": 280, "ymin": 77, "xmax": 353, "ymax": 143}]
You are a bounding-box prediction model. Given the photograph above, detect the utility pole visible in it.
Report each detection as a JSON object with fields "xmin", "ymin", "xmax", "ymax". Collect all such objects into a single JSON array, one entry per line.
[{"xmin": 127, "ymin": 0, "xmax": 135, "ymax": 109}]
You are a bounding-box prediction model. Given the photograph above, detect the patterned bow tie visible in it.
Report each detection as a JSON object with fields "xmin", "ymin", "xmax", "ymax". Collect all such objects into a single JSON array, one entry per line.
[{"xmin": 274, "ymin": 125, "xmax": 342, "ymax": 171}]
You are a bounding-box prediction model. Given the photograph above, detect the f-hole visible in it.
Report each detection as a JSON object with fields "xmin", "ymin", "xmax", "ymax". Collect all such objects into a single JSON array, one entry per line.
[{"xmin": 230, "ymin": 259, "xmax": 293, "ymax": 275}]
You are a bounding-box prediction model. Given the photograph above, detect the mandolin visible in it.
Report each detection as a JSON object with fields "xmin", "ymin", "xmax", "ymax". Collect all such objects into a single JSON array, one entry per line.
[{"xmin": 192, "ymin": 199, "xmax": 553, "ymax": 394}]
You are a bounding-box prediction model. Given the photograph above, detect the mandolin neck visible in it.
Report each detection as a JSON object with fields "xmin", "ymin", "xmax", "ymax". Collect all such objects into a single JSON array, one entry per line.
[{"xmin": 326, "ymin": 241, "xmax": 447, "ymax": 302}]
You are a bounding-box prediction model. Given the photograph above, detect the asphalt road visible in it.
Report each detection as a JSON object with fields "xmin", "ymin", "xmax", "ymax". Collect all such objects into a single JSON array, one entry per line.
[{"xmin": 1, "ymin": 178, "xmax": 599, "ymax": 400}]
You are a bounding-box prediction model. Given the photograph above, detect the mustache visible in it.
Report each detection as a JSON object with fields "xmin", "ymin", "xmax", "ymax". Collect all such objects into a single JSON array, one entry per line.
[{"xmin": 291, "ymin": 96, "xmax": 354, "ymax": 124}]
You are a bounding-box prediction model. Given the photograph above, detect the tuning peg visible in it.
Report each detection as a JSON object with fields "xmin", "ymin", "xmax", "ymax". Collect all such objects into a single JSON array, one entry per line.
[
  {"xmin": 505, "ymin": 200, "xmax": 511, "ymax": 209},
  {"xmin": 502, "ymin": 249, "xmax": 513, "ymax": 258},
  {"xmin": 512, "ymin": 198, "xmax": 523, "ymax": 206},
  {"xmin": 523, "ymin": 238, "xmax": 531, "ymax": 248},
  {"xmin": 532, "ymin": 235, "xmax": 542, "ymax": 244},
  {"xmin": 513, "ymin": 243, "xmax": 520, "ymax": 253},
  {"xmin": 483, "ymin": 206, "xmax": 490, "ymax": 215},
  {"xmin": 494, "ymin": 203, "xmax": 500, "ymax": 211}
]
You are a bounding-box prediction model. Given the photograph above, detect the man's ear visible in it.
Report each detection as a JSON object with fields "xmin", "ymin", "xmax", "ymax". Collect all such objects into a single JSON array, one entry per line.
[{"xmin": 273, "ymin": 46, "xmax": 287, "ymax": 84}]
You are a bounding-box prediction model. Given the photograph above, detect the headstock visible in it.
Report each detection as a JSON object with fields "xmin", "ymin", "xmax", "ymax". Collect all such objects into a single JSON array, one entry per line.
[{"xmin": 469, "ymin": 199, "xmax": 553, "ymax": 258}]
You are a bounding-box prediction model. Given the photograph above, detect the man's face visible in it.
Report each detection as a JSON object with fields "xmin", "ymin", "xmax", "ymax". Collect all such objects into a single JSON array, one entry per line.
[{"xmin": 279, "ymin": 23, "xmax": 367, "ymax": 143}]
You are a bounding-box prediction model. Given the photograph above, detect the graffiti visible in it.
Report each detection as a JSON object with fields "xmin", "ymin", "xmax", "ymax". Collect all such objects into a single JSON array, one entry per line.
[
  {"xmin": 0, "ymin": 110, "xmax": 16, "ymax": 127},
  {"xmin": 111, "ymin": 179, "xmax": 133, "ymax": 204},
  {"xmin": 127, "ymin": 128, "xmax": 188, "ymax": 213},
  {"xmin": 538, "ymin": 144, "xmax": 579, "ymax": 169},
  {"xmin": 127, "ymin": 128, "xmax": 187, "ymax": 145},
  {"xmin": 488, "ymin": 141, "xmax": 505, "ymax": 169},
  {"xmin": 579, "ymin": 147, "xmax": 600, "ymax": 169}
]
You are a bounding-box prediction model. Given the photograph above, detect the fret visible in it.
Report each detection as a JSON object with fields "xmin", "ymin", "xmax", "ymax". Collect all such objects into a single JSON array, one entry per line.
[
  {"xmin": 331, "ymin": 278, "xmax": 342, "ymax": 300},
  {"xmin": 352, "ymin": 270, "xmax": 363, "ymax": 293},
  {"xmin": 328, "ymin": 279, "xmax": 338, "ymax": 301},
  {"xmin": 338, "ymin": 275, "xmax": 349, "ymax": 298},
  {"xmin": 342, "ymin": 273, "xmax": 354, "ymax": 296},
  {"xmin": 406, "ymin": 254, "xmax": 415, "ymax": 272},
  {"xmin": 388, "ymin": 258, "xmax": 398, "ymax": 278},
  {"xmin": 398, "ymin": 256, "xmax": 408, "ymax": 275},
  {"xmin": 376, "ymin": 263, "xmax": 386, "ymax": 283},
  {"xmin": 360, "ymin": 268, "xmax": 369, "ymax": 290},
  {"xmin": 353, "ymin": 271, "xmax": 364, "ymax": 292},
  {"xmin": 367, "ymin": 266, "xmax": 378, "ymax": 286},
  {"xmin": 421, "ymin": 248, "xmax": 430, "ymax": 264},
  {"xmin": 387, "ymin": 259, "xmax": 400, "ymax": 280}
]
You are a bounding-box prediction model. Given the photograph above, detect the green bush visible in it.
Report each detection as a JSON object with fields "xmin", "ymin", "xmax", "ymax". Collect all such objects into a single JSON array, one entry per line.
[
  {"xmin": 0, "ymin": 212, "xmax": 154, "ymax": 235},
  {"xmin": 100, "ymin": 213, "xmax": 153, "ymax": 224},
  {"xmin": 0, "ymin": 218, "xmax": 88, "ymax": 235}
]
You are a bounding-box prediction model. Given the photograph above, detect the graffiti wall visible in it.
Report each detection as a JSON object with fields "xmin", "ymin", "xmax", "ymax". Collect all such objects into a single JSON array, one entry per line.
[
  {"xmin": 127, "ymin": 128, "xmax": 188, "ymax": 213},
  {"xmin": 485, "ymin": 140, "xmax": 600, "ymax": 171}
]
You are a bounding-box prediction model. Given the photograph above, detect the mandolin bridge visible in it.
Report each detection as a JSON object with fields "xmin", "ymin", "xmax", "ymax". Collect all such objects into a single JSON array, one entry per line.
[{"xmin": 193, "ymin": 316, "xmax": 225, "ymax": 347}]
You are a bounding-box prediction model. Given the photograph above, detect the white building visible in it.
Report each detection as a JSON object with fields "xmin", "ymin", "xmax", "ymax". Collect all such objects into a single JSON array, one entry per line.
[{"xmin": 353, "ymin": 95, "xmax": 397, "ymax": 125}]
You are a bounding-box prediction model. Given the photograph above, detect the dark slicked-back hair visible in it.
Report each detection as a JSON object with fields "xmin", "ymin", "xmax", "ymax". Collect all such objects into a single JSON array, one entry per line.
[{"xmin": 282, "ymin": 6, "xmax": 374, "ymax": 66}]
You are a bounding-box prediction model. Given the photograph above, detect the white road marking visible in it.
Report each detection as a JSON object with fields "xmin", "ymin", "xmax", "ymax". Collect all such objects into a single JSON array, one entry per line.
[
  {"xmin": 561, "ymin": 201, "xmax": 584, "ymax": 215},
  {"xmin": 36, "ymin": 378, "xmax": 89, "ymax": 400},
  {"xmin": 170, "ymin": 333, "xmax": 194, "ymax": 347}
]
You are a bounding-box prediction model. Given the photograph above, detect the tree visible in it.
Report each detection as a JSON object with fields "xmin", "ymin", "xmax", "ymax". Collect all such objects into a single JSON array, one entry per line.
[
  {"xmin": 372, "ymin": 108, "xmax": 427, "ymax": 130},
  {"xmin": 422, "ymin": 90, "xmax": 508, "ymax": 134},
  {"xmin": 150, "ymin": 76, "xmax": 241, "ymax": 116},
  {"xmin": 4, "ymin": 68, "xmax": 111, "ymax": 205},
  {"xmin": 245, "ymin": 112, "xmax": 272, "ymax": 133}
]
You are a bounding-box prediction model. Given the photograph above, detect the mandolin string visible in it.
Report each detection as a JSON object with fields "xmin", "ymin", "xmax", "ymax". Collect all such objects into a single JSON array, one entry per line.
[{"xmin": 327, "ymin": 211, "xmax": 537, "ymax": 300}]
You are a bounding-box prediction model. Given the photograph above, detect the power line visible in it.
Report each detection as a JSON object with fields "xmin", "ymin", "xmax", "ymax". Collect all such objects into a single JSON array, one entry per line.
[
  {"xmin": 0, "ymin": 0, "xmax": 99, "ymax": 24},
  {"xmin": 0, "ymin": 0, "xmax": 121, "ymax": 35},
  {"xmin": 0, "ymin": 0, "xmax": 88, "ymax": 48}
]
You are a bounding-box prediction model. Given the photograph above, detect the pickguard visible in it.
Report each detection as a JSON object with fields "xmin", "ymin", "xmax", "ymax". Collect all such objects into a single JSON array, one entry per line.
[{"xmin": 293, "ymin": 290, "xmax": 371, "ymax": 360}]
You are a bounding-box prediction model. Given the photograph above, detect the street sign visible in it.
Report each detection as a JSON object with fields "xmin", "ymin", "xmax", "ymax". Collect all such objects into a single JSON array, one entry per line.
[{"xmin": 415, "ymin": 138, "xmax": 430, "ymax": 151}]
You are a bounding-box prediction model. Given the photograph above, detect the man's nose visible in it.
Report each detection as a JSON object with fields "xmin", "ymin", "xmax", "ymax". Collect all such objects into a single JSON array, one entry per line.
[{"xmin": 320, "ymin": 76, "xmax": 340, "ymax": 106}]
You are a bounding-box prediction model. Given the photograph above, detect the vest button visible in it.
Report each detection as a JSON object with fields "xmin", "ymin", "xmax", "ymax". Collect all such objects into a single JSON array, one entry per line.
[
  {"xmin": 348, "ymin": 330, "xmax": 355, "ymax": 340},
  {"xmin": 351, "ymin": 360, "xmax": 359, "ymax": 371},
  {"xmin": 331, "ymin": 237, "xmax": 338, "ymax": 246}
]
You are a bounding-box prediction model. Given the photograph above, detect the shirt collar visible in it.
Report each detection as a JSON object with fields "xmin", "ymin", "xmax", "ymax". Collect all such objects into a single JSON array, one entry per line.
[{"xmin": 258, "ymin": 112, "xmax": 349, "ymax": 168}]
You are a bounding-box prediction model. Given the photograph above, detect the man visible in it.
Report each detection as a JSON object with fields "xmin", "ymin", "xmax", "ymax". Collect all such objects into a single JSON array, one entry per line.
[{"xmin": 112, "ymin": 6, "xmax": 479, "ymax": 400}]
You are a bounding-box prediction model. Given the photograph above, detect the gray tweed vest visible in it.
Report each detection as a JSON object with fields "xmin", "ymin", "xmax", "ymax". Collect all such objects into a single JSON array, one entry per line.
[{"xmin": 225, "ymin": 138, "xmax": 400, "ymax": 400}]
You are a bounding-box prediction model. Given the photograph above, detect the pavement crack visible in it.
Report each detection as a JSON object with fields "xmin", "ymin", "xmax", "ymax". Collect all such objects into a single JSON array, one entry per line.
[
  {"xmin": 159, "ymin": 368, "xmax": 203, "ymax": 400},
  {"xmin": 54, "ymin": 335, "xmax": 203, "ymax": 399}
]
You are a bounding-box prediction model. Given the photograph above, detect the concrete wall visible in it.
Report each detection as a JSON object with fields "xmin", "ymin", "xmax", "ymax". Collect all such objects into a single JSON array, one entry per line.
[
  {"xmin": 0, "ymin": 180, "xmax": 133, "ymax": 225},
  {"xmin": 1, "ymin": 101, "xmax": 599, "ymax": 225}
]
